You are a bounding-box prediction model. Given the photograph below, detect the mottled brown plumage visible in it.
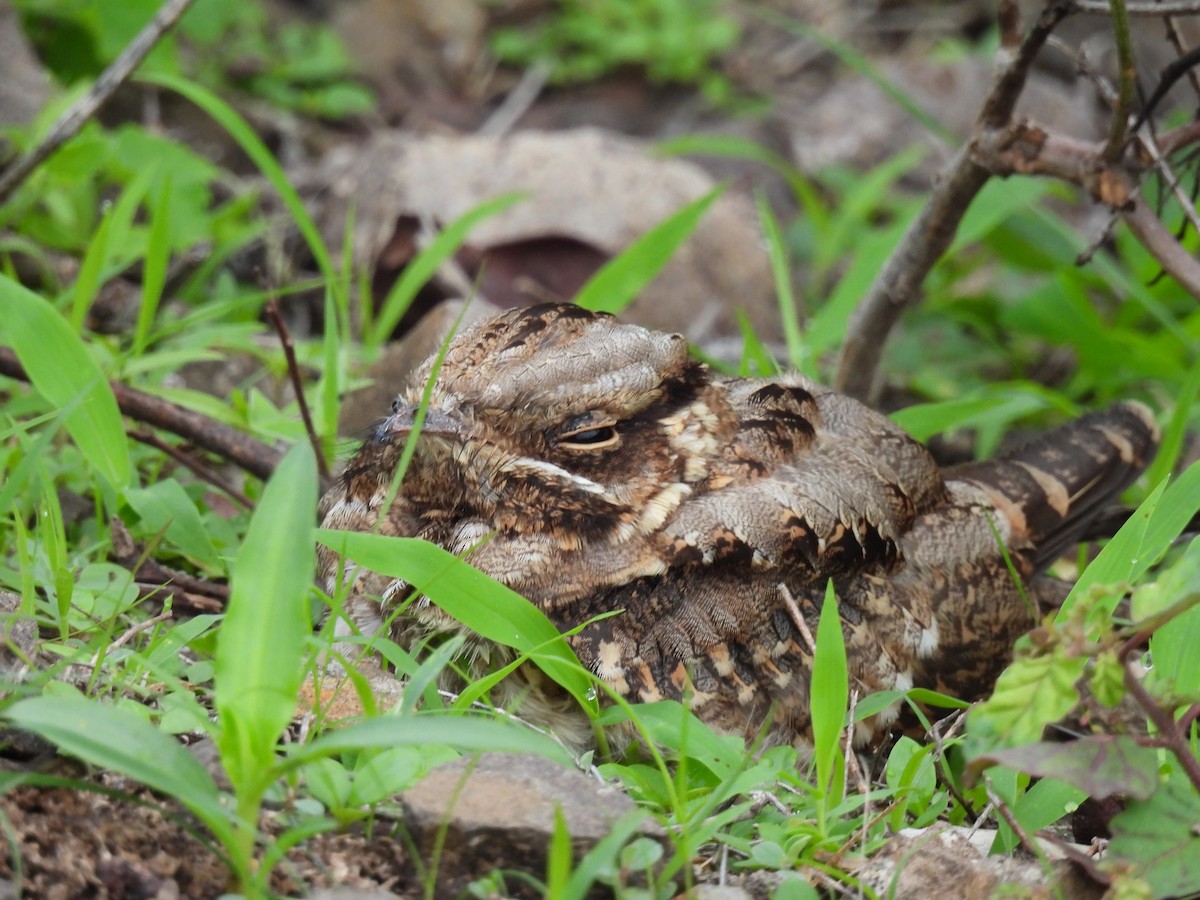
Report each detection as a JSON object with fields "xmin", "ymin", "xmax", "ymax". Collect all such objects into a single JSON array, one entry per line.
[{"xmin": 317, "ymin": 304, "xmax": 1159, "ymax": 750}]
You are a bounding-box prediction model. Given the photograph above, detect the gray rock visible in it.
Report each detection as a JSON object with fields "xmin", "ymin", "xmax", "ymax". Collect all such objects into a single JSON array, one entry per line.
[
  {"xmin": 0, "ymin": 591, "xmax": 36, "ymax": 670},
  {"xmin": 855, "ymin": 825, "xmax": 1102, "ymax": 900},
  {"xmin": 400, "ymin": 752, "xmax": 663, "ymax": 898}
]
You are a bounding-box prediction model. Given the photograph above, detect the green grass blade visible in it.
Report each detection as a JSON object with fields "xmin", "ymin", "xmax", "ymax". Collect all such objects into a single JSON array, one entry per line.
[
  {"xmin": 889, "ymin": 386, "xmax": 1062, "ymax": 445},
  {"xmin": 655, "ymin": 133, "xmax": 829, "ymax": 228},
  {"xmin": 314, "ymin": 530, "xmax": 594, "ymax": 708},
  {"xmin": 215, "ymin": 442, "xmax": 318, "ymax": 794},
  {"xmin": 1057, "ymin": 462, "xmax": 1200, "ymax": 622},
  {"xmin": 133, "ymin": 175, "xmax": 172, "ymax": 355},
  {"xmin": 1144, "ymin": 357, "xmax": 1200, "ymax": 489},
  {"xmin": 68, "ymin": 206, "xmax": 113, "ymax": 330},
  {"xmin": 760, "ymin": 11, "xmax": 952, "ymax": 145},
  {"xmin": 546, "ymin": 806, "xmax": 572, "ymax": 898},
  {"xmin": 574, "ymin": 184, "xmax": 726, "ymax": 313},
  {"xmin": 0, "ymin": 276, "xmax": 131, "ymax": 489},
  {"xmin": 367, "ymin": 192, "xmax": 526, "ymax": 346},
  {"xmin": 811, "ymin": 580, "xmax": 847, "ymax": 806},
  {"xmin": 288, "ymin": 713, "xmax": 573, "ymax": 767},
  {"xmin": 67, "ymin": 167, "xmax": 155, "ymax": 329},
  {"xmin": 138, "ymin": 72, "xmax": 337, "ymax": 290},
  {"xmin": 756, "ymin": 191, "xmax": 806, "ymax": 371}
]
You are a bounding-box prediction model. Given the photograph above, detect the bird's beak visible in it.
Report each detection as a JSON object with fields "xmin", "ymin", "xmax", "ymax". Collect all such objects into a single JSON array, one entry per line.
[{"xmin": 378, "ymin": 404, "xmax": 466, "ymax": 444}]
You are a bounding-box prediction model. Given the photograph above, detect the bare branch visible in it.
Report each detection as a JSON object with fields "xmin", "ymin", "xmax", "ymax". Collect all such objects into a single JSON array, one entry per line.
[
  {"xmin": 1122, "ymin": 194, "xmax": 1200, "ymax": 297},
  {"xmin": 1101, "ymin": 0, "xmax": 1136, "ymax": 163},
  {"xmin": 834, "ymin": 148, "xmax": 990, "ymax": 400},
  {"xmin": 836, "ymin": 0, "xmax": 1076, "ymax": 400},
  {"xmin": 1120, "ymin": 632, "xmax": 1200, "ymax": 797},
  {"xmin": 129, "ymin": 429, "xmax": 254, "ymax": 509},
  {"xmin": 0, "ymin": 346, "xmax": 284, "ymax": 481},
  {"xmin": 981, "ymin": 1, "xmax": 1079, "ymax": 129},
  {"xmin": 1139, "ymin": 130, "xmax": 1200, "ymax": 239},
  {"xmin": 479, "ymin": 60, "xmax": 553, "ymax": 138},
  {"xmin": 0, "ymin": 0, "xmax": 198, "ymax": 205},
  {"xmin": 265, "ymin": 299, "xmax": 331, "ymax": 480},
  {"xmin": 973, "ymin": 119, "xmax": 1200, "ymax": 295},
  {"xmin": 1157, "ymin": 119, "xmax": 1200, "ymax": 156},
  {"xmin": 1074, "ymin": 0, "xmax": 1200, "ymax": 13},
  {"xmin": 1162, "ymin": 15, "xmax": 1200, "ymax": 103}
]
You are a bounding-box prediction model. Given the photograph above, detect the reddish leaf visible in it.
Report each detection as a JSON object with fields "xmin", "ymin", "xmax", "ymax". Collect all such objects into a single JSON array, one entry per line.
[{"xmin": 971, "ymin": 736, "xmax": 1158, "ymax": 800}]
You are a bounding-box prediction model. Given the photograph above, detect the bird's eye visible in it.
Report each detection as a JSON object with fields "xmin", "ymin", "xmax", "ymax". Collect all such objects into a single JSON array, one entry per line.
[{"xmin": 558, "ymin": 417, "xmax": 620, "ymax": 450}]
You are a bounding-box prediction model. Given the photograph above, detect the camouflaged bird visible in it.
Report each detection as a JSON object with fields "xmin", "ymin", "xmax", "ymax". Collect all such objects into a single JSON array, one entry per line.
[{"xmin": 317, "ymin": 303, "xmax": 1159, "ymax": 750}]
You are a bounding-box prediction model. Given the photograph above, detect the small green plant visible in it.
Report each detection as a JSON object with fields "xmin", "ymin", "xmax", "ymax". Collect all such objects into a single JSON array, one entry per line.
[
  {"xmin": 14, "ymin": 0, "xmax": 374, "ymax": 119},
  {"xmin": 490, "ymin": 0, "xmax": 740, "ymax": 104},
  {"xmin": 2, "ymin": 3, "xmax": 1200, "ymax": 890},
  {"xmin": 965, "ymin": 466, "xmax": 1200, "ymax": 897}
]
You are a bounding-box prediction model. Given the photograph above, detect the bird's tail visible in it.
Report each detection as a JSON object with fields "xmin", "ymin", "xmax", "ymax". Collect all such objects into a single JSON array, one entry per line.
[{"xmin": 947, "ymin": 401, "xmax": 1160, "ymax": 569}]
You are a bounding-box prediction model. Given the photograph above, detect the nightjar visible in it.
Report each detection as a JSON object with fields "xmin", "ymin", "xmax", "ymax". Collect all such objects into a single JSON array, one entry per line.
[{"xmin": 317, "ymin": 303, "xmax": 1159, "ymax": 750}]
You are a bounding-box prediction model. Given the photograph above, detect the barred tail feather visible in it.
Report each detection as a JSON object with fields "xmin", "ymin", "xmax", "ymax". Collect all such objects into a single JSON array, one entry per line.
[{"xmin": 949, "ymin": 401, "xmax": 1160, "ymax": 569}]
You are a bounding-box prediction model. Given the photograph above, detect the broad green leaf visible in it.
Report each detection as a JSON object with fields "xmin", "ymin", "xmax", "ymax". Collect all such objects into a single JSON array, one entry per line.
[
  {"xmin": 1134, "ymin": 538, "xmax": 1200, "ymax": 701},
  {"xmin": 1060, "ymin": 462, "xmax": 1200, "ymax": 622},
  {"xmin": 771, "ymin": 875, "xmax": 821, "ymax": 900},
  {"xmin": 303, "ymin": 757, "xmax": 352, "ymax": 811},
  {"xmin": 124, "ymin": 480, "xmax": 221, "ymax": 571},
  {"xmin": 314, "ymin": 529, "xmax": 593, "ymax": 707},
  {"xmin": 215, "ymin": 442, "xmax": 318, "ymax": 793},
  {"xmin": 1108, "ymin": 778, "xmax": 1200, "ymax": 899},
  {"xmin": 348, "ymin": 745, "xmax": 458, "ymax": 806},
  {"xmin": 368, "ymin": 192, "xmax": 526, "ymax": 345},
  {"xmin": 972, "ymin": 737, "xmax": 1159, "ymax": 801},
  {"xmin": 950, "ymin": 178, "xmax": 1052, "ymax": 252},
  {"xmin": 851, "ymin": 687, "xmax": 969, "ymax": 725},
  {"xmin": 4, "ymin": 696, "xmax": 225, "ymax": 824},
  {"xmin": 964, "ymin": 650, "xmax": 1082, "ymax": 762},
  {"xmin": 574, "ymin": 185, "xmax": 725, "ymax": 313},
  {"xmin": 992, "ymin": 775, "xmax": 1088, "ymax": 855},
  {"xmin": 885, "ymin": 736, "xmax": 935, "ymax": 827},
  {"xmin": 563, "ymin": 809, "xmax": 655, "ymax": 900},
  {"xmin": 0, "ymin": 276, "xmax": 131, "ymax": 488},
  {"xmin": 811, "ymin": 580, "xmax": 847, "ymax": 803},
  {"xmin": 596, "ymin": 699, "xmax": 744, "ymax": 776},
  {"xmin": 290, "ymin": 713, "xmax": 572, "ymax": 767}
]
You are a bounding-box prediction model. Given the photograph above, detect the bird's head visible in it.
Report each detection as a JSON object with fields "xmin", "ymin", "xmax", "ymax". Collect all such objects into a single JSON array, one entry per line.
[{"xmin": 374, "ymin": 304, "xmax": 736, "ymax": 546}]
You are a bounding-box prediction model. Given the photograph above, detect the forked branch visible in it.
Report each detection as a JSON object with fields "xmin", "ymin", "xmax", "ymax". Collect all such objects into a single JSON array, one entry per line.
[{"xmin": 835, "ymin": 0, "xmax": 1200, "ymax": 400}]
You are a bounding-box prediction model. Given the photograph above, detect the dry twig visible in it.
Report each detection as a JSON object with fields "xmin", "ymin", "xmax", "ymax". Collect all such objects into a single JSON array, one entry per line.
[
  {"xmin": 0, "ymin": 0, "xmax": 198, "ymax": 205},
  {"xmin": 1119, "ymin": 629, "xmax": 1200, "ymax": 795},
  {"xmin": 265, "ymin": 299, "xmax": 331, "ymax": 480},
  {"xmin": 835, "ymin": 1, "xmax": 1075, "ymax": 400},
  {"xmin": 0, "ymin": 346, "xmax": 284, "ymax": 481},
  {"xmin": 836, "ymin": 0, "xmax": 1200, "ymax": 401},
  {"xmin": 129, "ymin": 429, "xmax": 254, "ymax": 509}
]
